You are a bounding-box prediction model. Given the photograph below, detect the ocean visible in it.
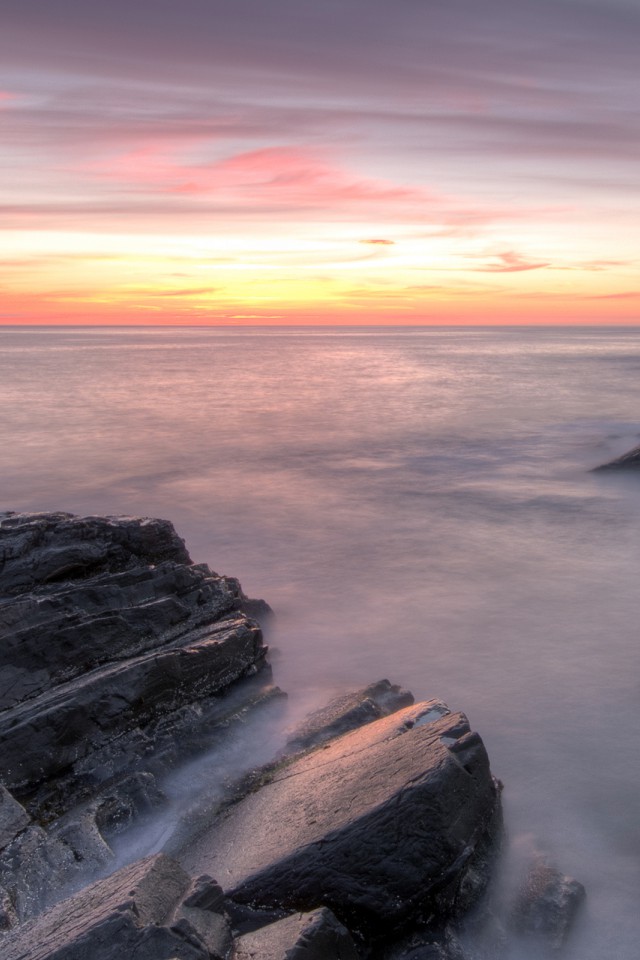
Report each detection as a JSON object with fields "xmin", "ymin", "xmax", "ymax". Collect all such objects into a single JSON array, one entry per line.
[{"xmin": 1, "ymin": 325, "xmax": 639, "ymax": 957}]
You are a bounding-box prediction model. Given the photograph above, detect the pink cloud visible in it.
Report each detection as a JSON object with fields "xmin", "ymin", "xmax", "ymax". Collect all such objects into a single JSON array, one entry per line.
[
  {"xmin": 84, "ymin": 143, "xmax": 430, "ymax": 213},
  {"xmin": 360, "ymin": 238, "xmax": 395, "ymax": 245},
  {"xmin": 474, "ymin": 251, "xmax": 549, "ymax": 273}
]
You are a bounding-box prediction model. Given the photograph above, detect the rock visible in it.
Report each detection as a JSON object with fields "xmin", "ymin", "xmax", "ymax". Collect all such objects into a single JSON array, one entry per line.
[
  {"xmin": 0, "ymin": 614, "xmax": 265, "ymax": 803},
  {"xmin": 0, "ymin": 512, "xmax": 190, "ymax": 594},
  {"xmin": 592, "ymin": 443, "xmax": 640, "ymax": 471},
  {"xmin": 175, "ymin": 905, "xmax": 232, "ymax": 959},
  {"xmin": 234, "ymin": 907, "xmax": 359, "ymax": 960},
  {"xmin": 0, "ymin": 512, "xmax": 272, "ymax": 822},
  {"xmin": 382, "ymin": 926, "xmax": 468, "ymax": 960},
  {"xmin": 0, "ymin": 788, "xmax": 30, "ymax": 852},
  {"xmin": 511, "ymin": 857, "xmax": 586, "ymax": 952},
  {"xmin": 0, "ymin": 822, "xmax": 80, "ymax": 926},
  {"xmin": 0, "ymin": 561, "xmax": 245, "ymax": 710},
  {"xmin": 0, "ymin": 884, "xmax": 18, "ymax": 932},
  {"xmin": 1, "ymin": 853, "xmax": 215, "ymax": 960},
  {"xmin": 284, "ymin": 679, "xmax": 414, "ymax": 754},
  {"xmin": 182, "ymin": 700, "xmax": 502, "ymax": 945},
  {"xmin": 92, "ymin": 772, "xmax": 166, "ymax": 837}
]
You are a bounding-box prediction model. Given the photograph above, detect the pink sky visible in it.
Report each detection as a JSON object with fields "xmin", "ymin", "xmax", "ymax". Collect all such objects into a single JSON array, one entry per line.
[{"xmin": 1, "ymin": 0, "xmax": 639, "ymax": 325}]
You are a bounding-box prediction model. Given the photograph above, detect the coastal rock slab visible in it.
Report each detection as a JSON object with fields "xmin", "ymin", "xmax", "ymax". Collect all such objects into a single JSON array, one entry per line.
[
  {"xmin": 183, "ymin": 700, "xmax": 501, "ymax": 942},
  {"xmin": 1, "ymin": 854, "xmax": 212, "ymax": 960},
  {"xmin": 234, "ymin": 907, "xmax": 359, "ymax": 960}
]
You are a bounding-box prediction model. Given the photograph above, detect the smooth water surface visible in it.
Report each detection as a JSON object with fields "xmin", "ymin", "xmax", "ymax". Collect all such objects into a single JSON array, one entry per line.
[{"xmin": 1, "ymin": 325, "xmax": 639, "ymax": 956}]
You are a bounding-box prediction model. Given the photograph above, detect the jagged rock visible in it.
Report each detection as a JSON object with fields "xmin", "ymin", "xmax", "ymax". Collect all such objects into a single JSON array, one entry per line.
[
  {"xmin": 1, "ymin": 853, "xmax": 213, "ymax": 960},
  {"xmin": 174, "ymin": 903, "xmax": 232, "ymax": 959},
  {"xmin": 0, "ymin": 512, "xmax": 190, "ymax": 594},
  {"xmin": 0, "ymin": 561, "xmax": 246, "ymax": 710},
  {"xmin": 234, "ymin": 907, "xmax": 359, "ymax": 960},
  {"xmin": 284, "ymin": 679, "xmax": 414, "ymax": 754},
  {"xmin": 0, "ymin": 788, "xmax": 30, "ymax": 852},
  {"xmin": 0, "ymin": 823, "xmax": 80, "ymax": 926},
  {"xmin": 173, "ymin": 880, "xmax": 233, "ymax": 960},
  {"xmin": 0, "ymin": 614, "xmax": 265, "ymax": 801},
  {"xmin": 182, "ymin": 700, "xmax": 502, "ymax": 945},
  {"xmin": 592, "ymin": 443, "xmax": 640, "ymax": 471},
  {"xmin": 511, "ymin": 857, "xmax": 586, "ymax": 952},
  {"xmin": 0, "ymin": 513, "xmax": 272, "ymax": 822}
]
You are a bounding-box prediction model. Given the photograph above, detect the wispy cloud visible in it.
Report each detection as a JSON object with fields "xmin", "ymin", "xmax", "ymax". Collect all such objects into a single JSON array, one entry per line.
[{"xmin": 473, "ymin": 251, "xmax": 550, "ymax": 273}]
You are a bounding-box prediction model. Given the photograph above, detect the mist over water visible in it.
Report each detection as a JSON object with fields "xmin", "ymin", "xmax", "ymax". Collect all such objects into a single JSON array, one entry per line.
[{"xmin": 1, "ymin": 325, "xmax": 639, "ymax": 957}]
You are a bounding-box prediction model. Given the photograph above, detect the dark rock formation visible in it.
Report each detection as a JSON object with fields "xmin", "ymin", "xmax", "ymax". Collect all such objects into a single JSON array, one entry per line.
[
  {"xmin": 592, "ymin": 443, "xmax": 640, "ymax": 471},
  {"xmin": 1, "ymin": 853, "xmax": 233, "ymax": 960},
  {"xmin": 511, "ymin": 857, "xmax": 586, "ymax": 952},
  {"xmin": 0, "ymin": 512, "xmax": 281, "ymax": 926},
  {"xmin": 0, "ymin": 511, "xmax": 191, "ymax": 594},
  {"xmin": 182, "ymin": 700, "xmax": 502, "ymax": 946},
  {"xmin": 234, "ymin": 907, "xmax": 359, "ymax": 960},
  {"xmin": 0, "ymin": 512, "xmax": 274, "ymax": 822}
]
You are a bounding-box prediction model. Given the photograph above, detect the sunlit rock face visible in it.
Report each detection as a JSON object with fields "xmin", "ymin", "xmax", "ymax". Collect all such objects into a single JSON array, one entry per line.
[
  {"xmin": 183, "ymin": 700, "xmax": 502, "ymax": 945},
  {"xmin": 593, "ymin": 444, "xmax": 640, "ymax": 471}
]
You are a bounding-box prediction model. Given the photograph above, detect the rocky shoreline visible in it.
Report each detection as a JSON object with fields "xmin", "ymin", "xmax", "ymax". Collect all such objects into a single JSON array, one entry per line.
[{"xmin": 0, "ymin": 512, "xmax": 584, "ymax": 959}]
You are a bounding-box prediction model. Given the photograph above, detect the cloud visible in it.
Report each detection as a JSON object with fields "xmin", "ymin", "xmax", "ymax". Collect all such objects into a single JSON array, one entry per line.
[
  {"xmin": 473, "ymin": 251, "xmax": 550, "ymax": 273},
  {"xmin": 360, "ymin": 238, "xmax": 395, "ymax": 245},
  {"xmin": 151, "ymin": 286, "xmax": 218, "ymax": 297},
  {"xmin": 585, "ymin": 290, "xmax": 640, "ymax": 300},
  {"xmin": 80, "ymin": 144, "xmax": 436, "ymax": 216}
]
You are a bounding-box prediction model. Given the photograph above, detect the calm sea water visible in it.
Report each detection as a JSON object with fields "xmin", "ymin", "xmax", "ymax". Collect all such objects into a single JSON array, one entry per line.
[{"xmin": 1, "ymin": 325, "xmax": 639, "ymax": 956}]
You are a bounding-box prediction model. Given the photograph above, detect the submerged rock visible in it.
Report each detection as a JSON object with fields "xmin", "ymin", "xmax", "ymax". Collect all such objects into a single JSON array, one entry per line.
[
  {"xmin": 592, "ymin": 443, "xmax": 640, "ymax": 471},
  {"xmin": 511, "ymin": 857, "xmax": 586, "ymax": 952},
  {"xmin": 183, "ymin": 700, "xmax": 502, "ymax": 945}
]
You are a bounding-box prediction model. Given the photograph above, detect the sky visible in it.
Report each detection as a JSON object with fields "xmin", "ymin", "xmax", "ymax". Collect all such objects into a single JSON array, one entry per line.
[{"xmin": 1, "ymin": 0, "xmax": 639, "ymax": 325}]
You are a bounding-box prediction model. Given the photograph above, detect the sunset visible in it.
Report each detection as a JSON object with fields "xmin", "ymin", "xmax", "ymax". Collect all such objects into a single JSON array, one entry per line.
[
  {"xmin": 1, "ymin": 5, "xmax": 640, "ymax": 960},
  {"xmin": 2, "ymin": 0, "xmax": 638, "ymax": 325}
]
